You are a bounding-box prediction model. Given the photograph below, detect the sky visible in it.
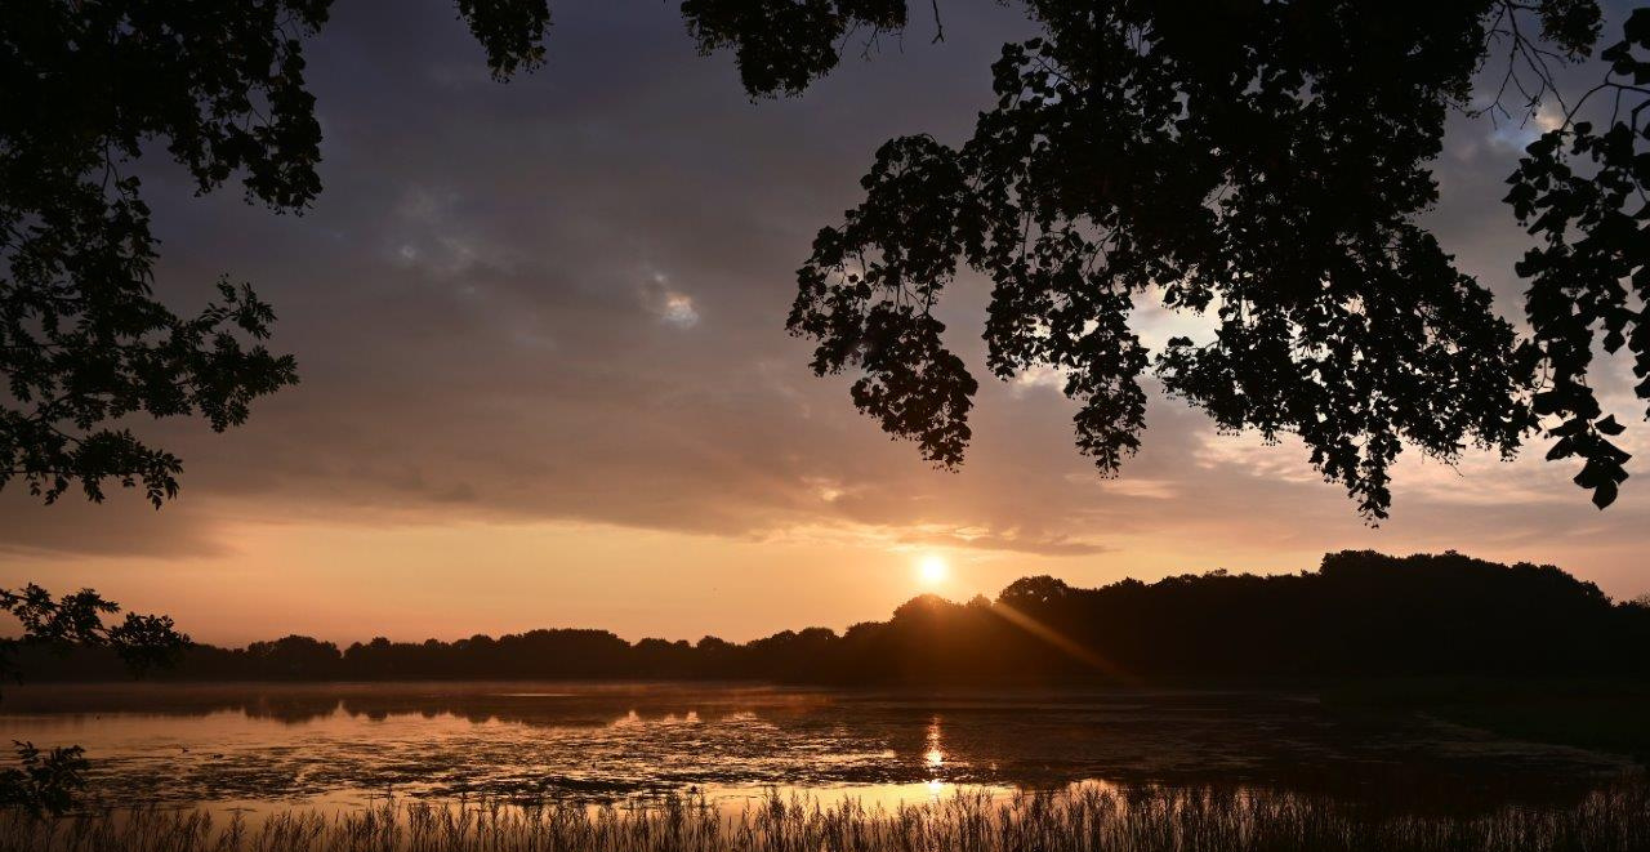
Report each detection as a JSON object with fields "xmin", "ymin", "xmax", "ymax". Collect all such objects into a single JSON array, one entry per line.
[{"xmin": 3, "ymin": 2, "xmax": 1649, "ymax": 646}]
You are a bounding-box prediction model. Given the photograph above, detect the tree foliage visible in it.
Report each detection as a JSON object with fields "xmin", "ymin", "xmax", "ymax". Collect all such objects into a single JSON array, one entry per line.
[
  {"xmin": 457, "ymin": 0, "xmax": 554, "ymax": 80},
  {"xmin": 1506, "ymin": 8, "xmax": 1650, "ymax": 510},
  {"xmin": 0, "ymin": 584, "xmax": 187, "ymax": 681},
  {"xmin": 0, "ymin": 0, "xmax": 562, "ymax": 508},
  {"xmin": 0, "ymin": 743, "xmax": 87, "ymax": 819},
  {"xmin": 0, "ymin": 0, "xmax": 324, "ymax": 506},
  {"xmin": 451, "ymin": 0, "xmax": 1650, "ymax": 520},
  {"xmin": 0, "ymin": 584, "xmax": 187, "ymax": 815},
  {"xmin": 5, "ymin": 1, "xmax": 1647, "ymax": 518},
  {"xmin": 682, "ymin": 0, "xmax": 910, "ymax": 95},
  {"xmin": 783, "ymin": 0, "xmax": 1637, "ymax": 520}
]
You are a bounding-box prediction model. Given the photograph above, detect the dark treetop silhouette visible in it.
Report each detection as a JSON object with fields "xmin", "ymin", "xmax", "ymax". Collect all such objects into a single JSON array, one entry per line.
[
  {"xmin": 3, "ymin": 1, "xmax": 1648, "ymax": 519},
  {"xmin": 18, "ymin": 552, "xmax": 1650, "ymax": 686}
]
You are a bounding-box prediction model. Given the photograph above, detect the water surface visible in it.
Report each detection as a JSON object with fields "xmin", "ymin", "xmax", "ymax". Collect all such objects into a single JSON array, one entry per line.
[{"xmin": 1, "ymin": 681, "xmax": 1636, "ymax": 816}]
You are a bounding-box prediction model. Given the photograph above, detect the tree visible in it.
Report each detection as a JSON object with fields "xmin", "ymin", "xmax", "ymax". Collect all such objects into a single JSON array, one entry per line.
[
  {"xmin": 1506, "ymin": 9, "xmax": 1650, "ymax": 512},
  {"xmin": 4, "ymin": 2, "xmax": 1644, "ymax": 518},
  {"xmin": 785, "ymin": 1, "xmax": 1645, "ymax": 520},
  {"xmin": 0, "ymin": 0, "xmax": 549, "ymax": 508},
  {"xmin": 1, "ymin": 1, "xmax": 319, "ymax": 507},
  {"xmin": 0, "ymin": 585, "xmax": 186, "ymax": 815}
]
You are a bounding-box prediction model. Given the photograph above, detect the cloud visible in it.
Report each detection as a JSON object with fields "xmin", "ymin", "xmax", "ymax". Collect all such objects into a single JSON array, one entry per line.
[
  {"xmin": 641, "ymin": 269, "xmax": 701, "ymax": 329},
  {"xmin": 0, "ymin": 491, "xmax": 229, "ymax": 559},
  {"xmin": 10, "ymin": 0, "xmax": 1647, "ymax": 603}
]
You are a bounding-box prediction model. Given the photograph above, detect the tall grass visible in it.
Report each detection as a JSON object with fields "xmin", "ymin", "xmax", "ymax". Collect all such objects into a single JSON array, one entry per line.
[{"xmin": 6, "ymin": 784, "xmax": 1650, "ymax": 852}]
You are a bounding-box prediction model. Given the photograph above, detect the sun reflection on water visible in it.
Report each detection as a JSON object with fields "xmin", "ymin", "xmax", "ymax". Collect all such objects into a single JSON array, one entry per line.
[{"xmin": 925, "ymin": 716, "xmax": 944, "ymax": 769}]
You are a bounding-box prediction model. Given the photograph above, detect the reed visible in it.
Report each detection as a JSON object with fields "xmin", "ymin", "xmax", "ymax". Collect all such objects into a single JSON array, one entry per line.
[{"xmin": 4, "ymin": 784, "xmax": 1649, "ymax": 852}]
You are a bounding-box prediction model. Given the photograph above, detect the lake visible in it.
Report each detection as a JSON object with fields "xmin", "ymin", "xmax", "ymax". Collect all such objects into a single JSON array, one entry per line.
[{"xmin": 0, "ymin": 681, "xmax": 1639, "ymax": 818}]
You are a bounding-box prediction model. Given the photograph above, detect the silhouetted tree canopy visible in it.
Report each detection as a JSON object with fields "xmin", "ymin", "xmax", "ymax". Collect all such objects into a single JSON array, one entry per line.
[
  {"xmin": 0, "ymin": 0, "xmax": 322, "ymax": 505},
  {"xmin": 0, "ymin": 0, "xmax": 554, "ymax": 507},
  {"xmin": 5, "ymin": 1, "xmax": 1648, "ymax": 518},
  {"xmin": 1507, "ymin": 10, "xmax": 1650, "ymax": 511},
  {"xmin": 0, "ymin": 584, "xmax": 186, "ymax": 814},
  {"xmin": 787, "ymin": 1, "xmax": 1647, "ymax": 520},
  {"xmin": 681, "ymin": 0, "xmax": 913, "ymax": 95}
]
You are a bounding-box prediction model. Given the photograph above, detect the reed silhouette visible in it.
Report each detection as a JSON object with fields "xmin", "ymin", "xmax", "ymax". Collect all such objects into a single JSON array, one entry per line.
[{"xmin": 10, "ymin": 785, "xmax": 1650, "ymax": 852}]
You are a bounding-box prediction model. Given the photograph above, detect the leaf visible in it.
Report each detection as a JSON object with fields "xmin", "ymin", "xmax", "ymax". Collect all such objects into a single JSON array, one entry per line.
[
  {"xmin": 1574, "ymin": 458, "xmax": 1611, "ymax": 489},
  {"xmin": 1593, "ymin": 478, "xmax": 1619, "ymax": 509},
  {"xmin": 1626, "ymin": 8, "xmax": 1650, "ymax": 47}
]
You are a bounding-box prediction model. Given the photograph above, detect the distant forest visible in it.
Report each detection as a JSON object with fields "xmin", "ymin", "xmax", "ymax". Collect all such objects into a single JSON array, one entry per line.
[{"xmin": 16, "ymin": 552, "xmax": 1650, "ymax": 685}]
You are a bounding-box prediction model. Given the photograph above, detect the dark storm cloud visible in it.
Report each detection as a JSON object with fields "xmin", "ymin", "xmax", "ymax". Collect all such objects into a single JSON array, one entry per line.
[{"xmin": 7, "ymin": 0, "xmax": 1648, "ymax": 591}]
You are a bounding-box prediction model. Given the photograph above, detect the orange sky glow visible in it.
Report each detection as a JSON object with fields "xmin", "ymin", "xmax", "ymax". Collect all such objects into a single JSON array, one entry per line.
[{"xmin": 3, "ymin": 2, "xmax": 1648, "ymax": 646}]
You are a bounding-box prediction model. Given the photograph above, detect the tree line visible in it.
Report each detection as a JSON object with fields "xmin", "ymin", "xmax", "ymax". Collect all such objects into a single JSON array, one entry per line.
[{"xmin": 16, "ymin": 551, "xmax": 1650, "ymax": 686}]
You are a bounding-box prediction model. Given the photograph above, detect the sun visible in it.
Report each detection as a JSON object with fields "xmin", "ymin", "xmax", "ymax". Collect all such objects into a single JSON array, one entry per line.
[{"xmin": 917, "ymin": 554, "xmax": 949, "ymax": 586}]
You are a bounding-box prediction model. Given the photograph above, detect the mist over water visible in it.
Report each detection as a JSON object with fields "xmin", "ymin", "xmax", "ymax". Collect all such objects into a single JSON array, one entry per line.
[{"xmin": 1, "ymin": 682, "xmax": 1636, "ymax": 817}]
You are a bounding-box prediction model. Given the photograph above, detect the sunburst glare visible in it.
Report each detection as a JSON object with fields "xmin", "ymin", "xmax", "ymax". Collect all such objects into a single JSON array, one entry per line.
[{"xmin": 917, "ymin": 554, "xmax": 949, "ymax": 586}]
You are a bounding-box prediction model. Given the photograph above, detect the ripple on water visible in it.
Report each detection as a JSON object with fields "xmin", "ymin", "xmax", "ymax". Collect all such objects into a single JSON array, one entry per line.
[{"xmin": 0, "ymin": 681, "xmax": 1637, "ymax": 816}]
